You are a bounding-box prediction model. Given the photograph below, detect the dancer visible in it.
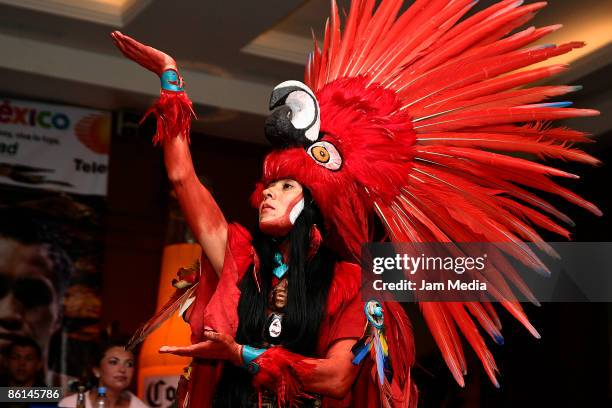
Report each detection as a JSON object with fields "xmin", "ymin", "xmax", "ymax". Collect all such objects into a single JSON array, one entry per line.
[{"xmin": 113, "ymin": 1, "xmax": 600, "ymax": 406}]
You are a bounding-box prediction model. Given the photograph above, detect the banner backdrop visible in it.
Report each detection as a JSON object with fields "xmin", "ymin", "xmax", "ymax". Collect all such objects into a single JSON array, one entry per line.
[
  {"xmin": 0, "ymin": 98, "xmax": 109, "ymax": 391},
  {"xmin": 0, "ymin": 97, "xmax": 110, "ymax": 196},
  {"xmin": 0, "ymin": 186, "xmax": 105, "ymax": 391}
]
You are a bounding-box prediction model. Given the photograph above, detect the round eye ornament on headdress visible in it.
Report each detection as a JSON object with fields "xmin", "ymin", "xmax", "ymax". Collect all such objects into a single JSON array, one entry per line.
[
  {"xmin": 307, "ymin": 141, "xmax": 342, "ymax": 171},
  {"xmin": 265, "ymin": 80, "xmax": 321, "ymax": 148}
]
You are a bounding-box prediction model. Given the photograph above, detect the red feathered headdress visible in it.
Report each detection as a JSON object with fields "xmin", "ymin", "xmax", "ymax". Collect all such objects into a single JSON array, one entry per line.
[
  {"xmin": 253, "ymin": 76, "xmax": 416, "ymax": 258},
  {"xmin": 252, "ymin": 0, "xmax": 601, "ymax": 391}
]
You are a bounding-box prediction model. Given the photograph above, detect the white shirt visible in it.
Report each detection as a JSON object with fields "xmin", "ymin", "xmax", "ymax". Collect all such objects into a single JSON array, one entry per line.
[{"xmin": 58, "ymin": 390, "xmax": 149, "ymax": 408}]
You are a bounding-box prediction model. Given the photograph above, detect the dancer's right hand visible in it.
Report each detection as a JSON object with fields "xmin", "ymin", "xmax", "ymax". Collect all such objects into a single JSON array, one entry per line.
[{"xmin": 111, "ymin": 31, "xmax": 178, "ymax": 77}]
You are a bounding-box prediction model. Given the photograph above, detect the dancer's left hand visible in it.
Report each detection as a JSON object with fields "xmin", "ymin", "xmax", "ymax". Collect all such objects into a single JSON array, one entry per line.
[
  {"xmin": 111, "ymin": 31, "xmax": 177, "ymax": 76},
  {"xmin": 159, "ymin": 330, "xmax": 242, "ymax": 366}
]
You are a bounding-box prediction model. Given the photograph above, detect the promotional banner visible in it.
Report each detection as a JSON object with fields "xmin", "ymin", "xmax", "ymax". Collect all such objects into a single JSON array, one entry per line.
[{"xmin": 0, "ymin": 97, "xmax": 110, "ymax": 196}]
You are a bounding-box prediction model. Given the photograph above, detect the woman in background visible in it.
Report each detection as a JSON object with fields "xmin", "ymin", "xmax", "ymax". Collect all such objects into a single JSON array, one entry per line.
[{"xmin": 59, "ymin": 339, "xmax": 148, "ymax": 408}]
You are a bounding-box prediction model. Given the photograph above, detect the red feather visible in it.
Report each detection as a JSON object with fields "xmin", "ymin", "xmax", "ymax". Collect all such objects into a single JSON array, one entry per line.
[
  {"xmin": 421, "ymin": 303, "xmax": 465, "ymax": 386},
  {"xmin": 416, "ymin": 133, "xmax": 600, "ymax": 166},
  {"xmin": 416, "ymin": 146, "xmax": 579, "ymax": 179},
  {"xmin": 141, "ymin": 90, "xmax": 195, "ymax": 145},
  {"xmin": 252, "ymin": 347, "xmax": 316, "ymax": 407},
  {"xmin": 466, "ymin": 302, "xmax": 504, "ymax": 344},
  {"xmin": 410, "ymin": 2, "xmax": 547, "ymax": 75},
  {"xmin": 413, "ymin": 107, "xmax": 599, "ymax": 132},
  {"xmin": 480, "ymin": 123, "xmax": 594, "ymax": 143},
  {"xmin": 396, "ymin": 42, "xmax": 585, "ymax": 106}
]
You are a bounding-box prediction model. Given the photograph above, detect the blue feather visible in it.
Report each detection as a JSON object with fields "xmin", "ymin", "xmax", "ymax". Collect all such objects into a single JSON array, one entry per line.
[
  {"xmin": 352, "ymin": 341, "xmax": 372, "ymax": 365},
  {"xmin": 526, "ymin": 101, "xmax": 573, "ymax": 109}
]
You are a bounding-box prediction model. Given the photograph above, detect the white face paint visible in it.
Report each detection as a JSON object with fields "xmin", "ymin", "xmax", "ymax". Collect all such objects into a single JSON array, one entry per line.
[{"xmin": 289, "ymin": 197, "xmax": 305, "ymax": 224}]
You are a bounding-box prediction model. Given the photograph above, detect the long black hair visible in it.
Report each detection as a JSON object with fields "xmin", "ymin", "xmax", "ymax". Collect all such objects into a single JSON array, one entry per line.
[{"xmin": 214, "ymin": 188, "xmax": 336, "ymax": 407}]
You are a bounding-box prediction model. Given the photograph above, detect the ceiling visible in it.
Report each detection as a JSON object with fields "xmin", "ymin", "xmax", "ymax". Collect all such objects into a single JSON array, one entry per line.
[{"xmin": 0, "ymin": 0, "xmax": 610, "ymax": 144}]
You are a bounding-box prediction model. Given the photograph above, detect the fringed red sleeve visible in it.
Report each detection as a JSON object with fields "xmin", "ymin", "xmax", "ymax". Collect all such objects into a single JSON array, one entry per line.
[
  {"xmin": 141, "ymin": 89, "xmax": 195, "ymax": 145},
  {"xmin": 252, "ymin": 347, "xmax": 317, "ymax": 408}
]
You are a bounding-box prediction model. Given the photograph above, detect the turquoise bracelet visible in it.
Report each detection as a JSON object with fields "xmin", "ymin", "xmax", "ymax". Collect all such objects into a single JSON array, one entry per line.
[
  {"xmin": 242, "ymin": 345, "xmax": 266, "ymax": 374},
  {"xmin": 160, "ymin": 69, "xmax": 183, "ymax": 92}
]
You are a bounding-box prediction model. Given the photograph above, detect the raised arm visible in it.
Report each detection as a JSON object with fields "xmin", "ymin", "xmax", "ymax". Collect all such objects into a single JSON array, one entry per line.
[
  {"xmin": 164, "ymin": 136, "xmax": 227, "ymax": 274},
  {"xmin": 111, "ymin": 31, "xmax": 227, "ymax": 275}
]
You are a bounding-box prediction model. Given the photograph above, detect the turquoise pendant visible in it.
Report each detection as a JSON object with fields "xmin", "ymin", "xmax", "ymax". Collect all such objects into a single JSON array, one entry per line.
[{"xmin": 272, "ymin": 252, "xmax": 288, "ymax": 279}]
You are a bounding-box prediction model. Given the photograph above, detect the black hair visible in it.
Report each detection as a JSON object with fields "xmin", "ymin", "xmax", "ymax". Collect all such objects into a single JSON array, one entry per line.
[
  {"xmin": 82, "ymin": 335, "xmax": 136, "ymax": 391},
  {"xmin": 213, "ymin": 188, "xmax": 336, "ymax": 407},
  {"xmin": 3, "ymin": 336, "xmax": 46, "ymax": 387},
  {"xmin": 6, "ymin": 337, "xmax": 42, "ymax": 360},
  {"xmin": 91, "ymin": 335, "xmax": 134, "ymax": 368}
]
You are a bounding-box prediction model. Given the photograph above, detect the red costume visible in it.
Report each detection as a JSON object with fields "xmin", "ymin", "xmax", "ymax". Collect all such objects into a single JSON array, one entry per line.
[
  {"xmin": 115, "ymin": 1, "xmax": 600, "ymax": 407},
  {"xmin": 184, "ymin": 223, "xmax": 402, "ymax": 407}
]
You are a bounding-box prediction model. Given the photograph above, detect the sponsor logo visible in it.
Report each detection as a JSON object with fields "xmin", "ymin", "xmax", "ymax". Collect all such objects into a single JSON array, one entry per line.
[
  {"xmin": 146, "ymin": 379, "xmax": 176, "ymax": 408},
  {"xmin": 0, "ymin": 100, "xmax": 70, "ymax": 130},
  {"xmin": 74, "ymin": 114, "xmax": 110, "ymax": 154}
]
